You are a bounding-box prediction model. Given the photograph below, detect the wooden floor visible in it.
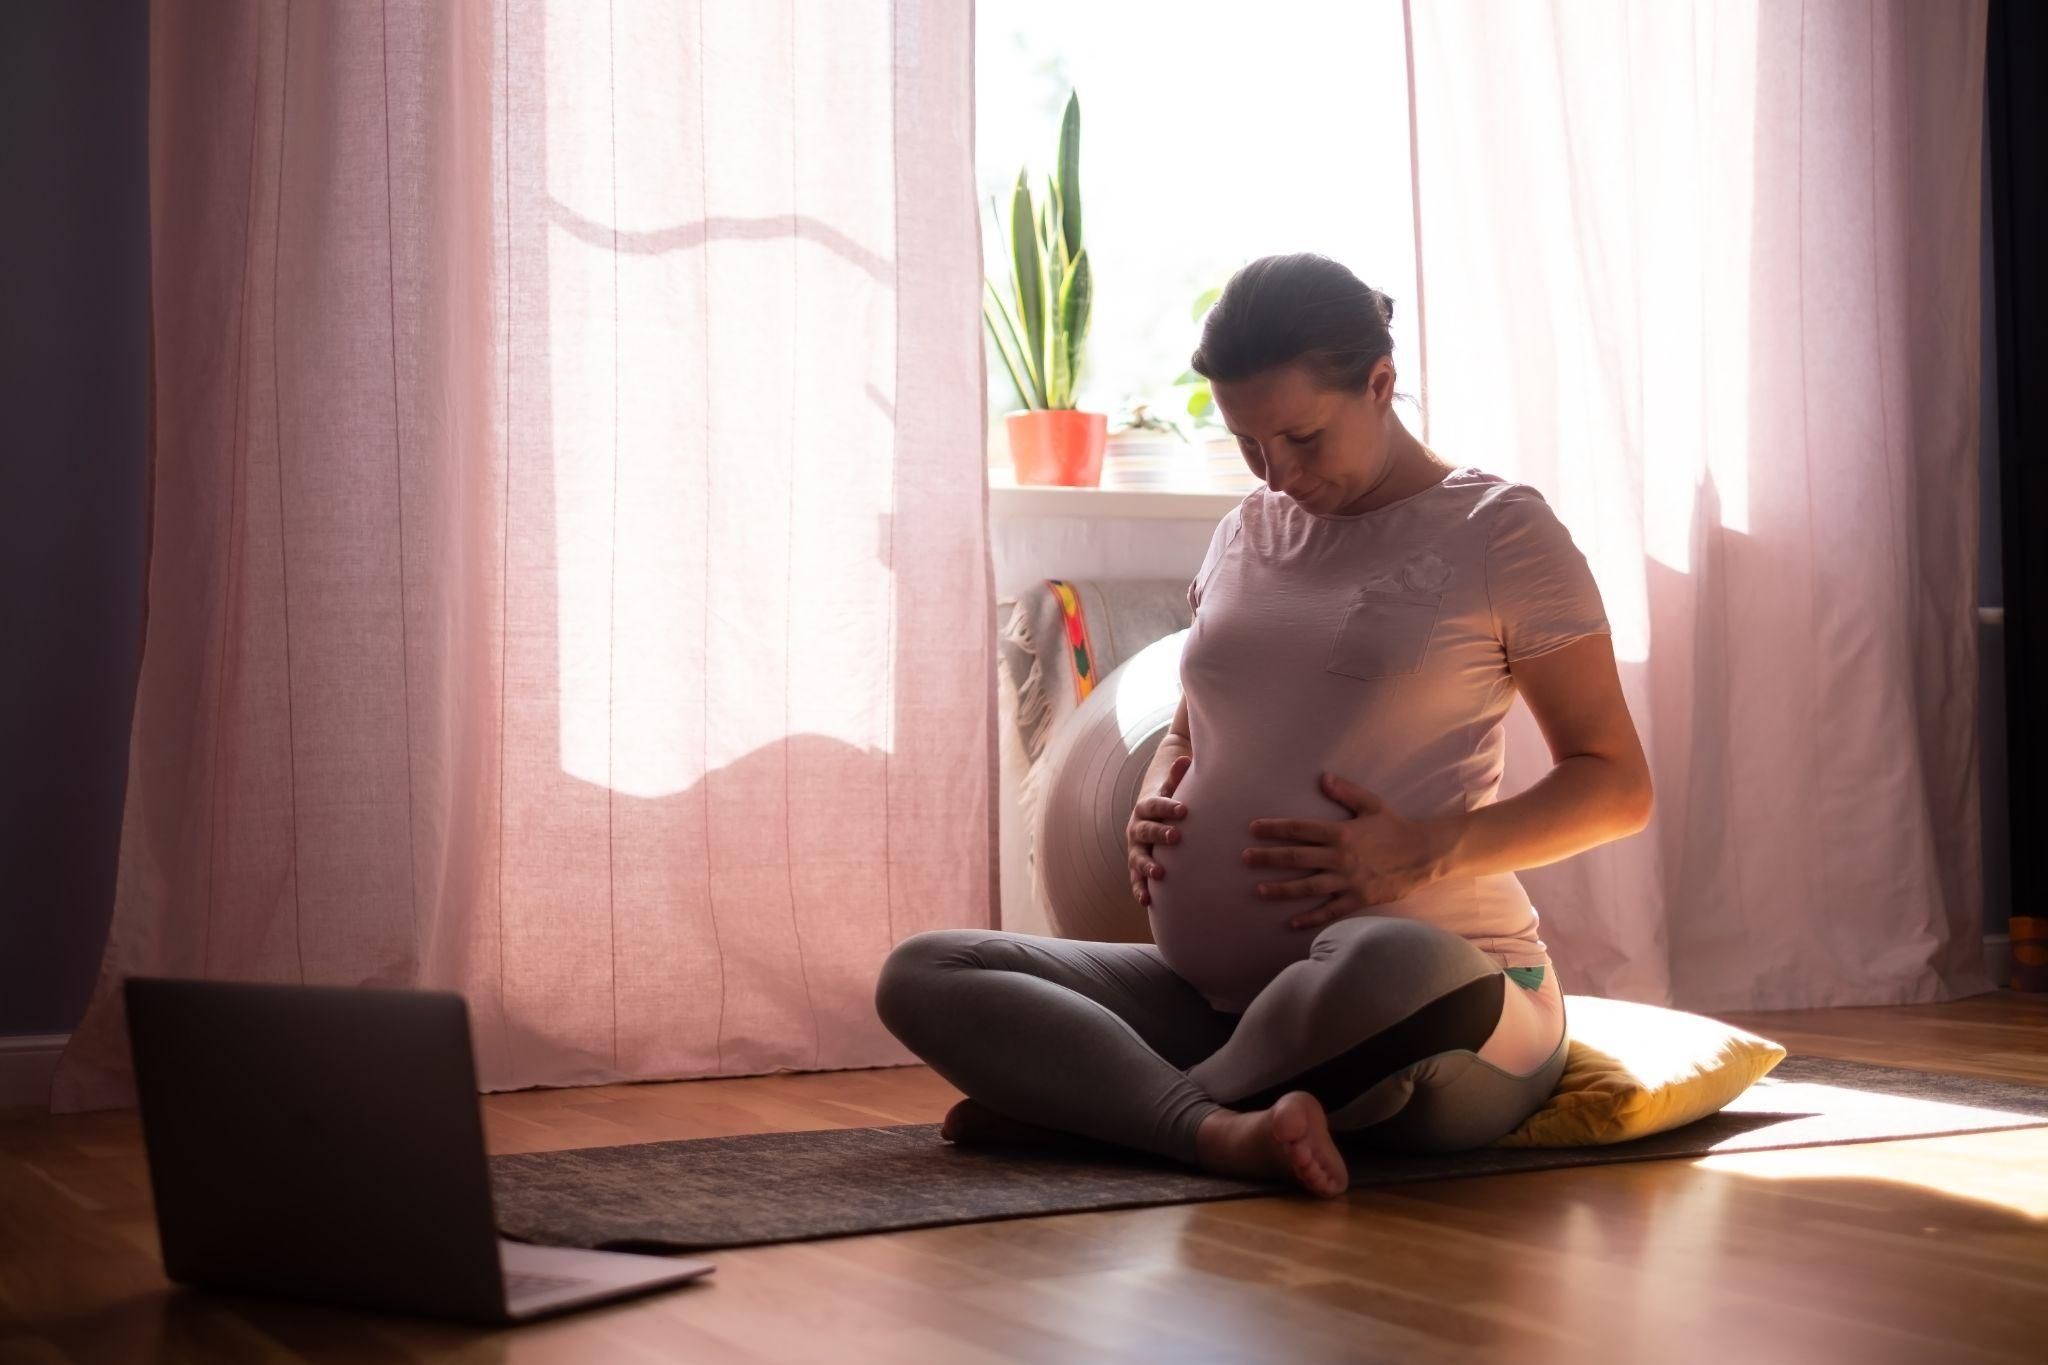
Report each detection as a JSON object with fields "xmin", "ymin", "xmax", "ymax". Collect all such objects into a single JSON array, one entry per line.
[{"xmin": 4, "ymin": 992, "xmax": 2046, "ymax": 1365}]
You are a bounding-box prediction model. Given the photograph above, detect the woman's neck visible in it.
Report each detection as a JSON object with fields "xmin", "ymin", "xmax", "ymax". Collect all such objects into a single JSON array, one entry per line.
[{"xmin": 1332, "ymin": 419, "xmax": 1450, "ymax": 516}]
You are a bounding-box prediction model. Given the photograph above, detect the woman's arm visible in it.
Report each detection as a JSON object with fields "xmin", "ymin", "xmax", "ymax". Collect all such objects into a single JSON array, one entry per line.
[
  {"xmin": 1244, "ymin": 632, "xmax": 1651, "ymax": 925},
  {"xmin": 1146, "ymin": 698, "xmax": 1192, "ymax": 785},
  {"xmin": 1418, "ymin": 632, "xmax": 1652, "ymax": 880}
]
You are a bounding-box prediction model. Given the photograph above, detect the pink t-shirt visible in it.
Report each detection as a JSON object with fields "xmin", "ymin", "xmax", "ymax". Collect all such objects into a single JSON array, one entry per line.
[{"xmin": 1147, "ymin": 467, "xmax": 1611, "ymax": 1012}]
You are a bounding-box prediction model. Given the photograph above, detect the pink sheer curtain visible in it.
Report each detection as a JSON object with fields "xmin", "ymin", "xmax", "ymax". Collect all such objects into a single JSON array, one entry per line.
[
  {"xmin": 54, "ymin": 0, "xmax": 991, "ymax": 1111},
  {"xmin": 1409, "ymin": 0, "xmax": 1992, "ymax": 1009}
]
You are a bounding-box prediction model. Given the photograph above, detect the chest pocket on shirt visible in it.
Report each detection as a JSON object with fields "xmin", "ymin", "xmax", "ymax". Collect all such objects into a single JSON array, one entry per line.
[{"xmin": 1326, "ymin": 589, "xmax": 1443, "ymax": 680}]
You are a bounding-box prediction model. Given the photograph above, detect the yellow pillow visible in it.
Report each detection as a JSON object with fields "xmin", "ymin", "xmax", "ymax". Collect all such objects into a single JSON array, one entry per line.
[{"xmin": 1492, "ymin": 994, "xmax": 1788, "ymax": 1147}]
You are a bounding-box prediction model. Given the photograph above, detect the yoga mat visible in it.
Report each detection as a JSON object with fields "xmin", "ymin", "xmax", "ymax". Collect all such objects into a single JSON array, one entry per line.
[{"xmin": 489, "ymin": 1056, "xmax": 2048, "ymax": 1254}]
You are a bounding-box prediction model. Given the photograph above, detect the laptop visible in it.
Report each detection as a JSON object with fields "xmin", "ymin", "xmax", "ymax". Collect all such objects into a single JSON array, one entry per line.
[{"xmin": 124, "ymin": 977, "xmax": 715, "ymax": 1324}]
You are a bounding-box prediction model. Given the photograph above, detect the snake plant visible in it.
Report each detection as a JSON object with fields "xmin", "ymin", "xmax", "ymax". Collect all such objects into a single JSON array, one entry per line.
[{"xmin": 984, "ymin": 92, "xmax": 1092, "ymax": 410}]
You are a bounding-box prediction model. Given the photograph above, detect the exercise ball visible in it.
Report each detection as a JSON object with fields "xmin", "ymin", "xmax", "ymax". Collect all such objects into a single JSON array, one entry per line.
[{"xmin": 1033, "ymin": 629, "xmax": 1188, "ymax": 943}]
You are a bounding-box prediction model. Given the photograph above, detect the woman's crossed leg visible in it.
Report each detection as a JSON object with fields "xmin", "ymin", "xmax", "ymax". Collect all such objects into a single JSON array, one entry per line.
[{"xmin": 873, "ymin": 916, "xmax": 1564, "ymax": 1197}]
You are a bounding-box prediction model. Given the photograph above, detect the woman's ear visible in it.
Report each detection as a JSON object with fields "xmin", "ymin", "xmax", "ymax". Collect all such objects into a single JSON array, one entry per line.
[{"xmin": 1369, "ymin": 357, "xmax": 1397, "ymax": 408}]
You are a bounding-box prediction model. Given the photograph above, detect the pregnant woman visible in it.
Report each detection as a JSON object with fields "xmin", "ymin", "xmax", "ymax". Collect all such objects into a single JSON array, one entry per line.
[{"xmin": 876, "ymin": 254, "xmax": 1652, "ymax": 1197}]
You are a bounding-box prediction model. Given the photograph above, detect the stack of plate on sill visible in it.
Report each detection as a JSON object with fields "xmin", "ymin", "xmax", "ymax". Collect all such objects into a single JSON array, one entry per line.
[{"xmin": 1100, "ymin": 437, "xmax": 1261, "ymax": 494}]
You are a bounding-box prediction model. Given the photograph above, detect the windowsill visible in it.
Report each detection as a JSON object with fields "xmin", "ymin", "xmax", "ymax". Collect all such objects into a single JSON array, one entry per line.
[{"xmin": 986, "ymin": 467, "xmax": 1251, "ymax": 520}]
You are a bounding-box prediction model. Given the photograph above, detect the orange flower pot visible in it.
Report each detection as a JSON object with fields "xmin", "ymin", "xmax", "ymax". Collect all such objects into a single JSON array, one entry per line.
[{"xmin": 1007, "ymin": 410, "xmax": 1108, "ymax": 487}]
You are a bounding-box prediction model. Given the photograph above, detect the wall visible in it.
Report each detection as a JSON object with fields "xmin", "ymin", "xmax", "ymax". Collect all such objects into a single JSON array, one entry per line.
[
  {"xmin": 0, "ymin": 0, "xmax": 150, "ymax": 1039},
  {"xmin": 1980, "ymin": 71, "xmax": 2012, "ymax": 944}
]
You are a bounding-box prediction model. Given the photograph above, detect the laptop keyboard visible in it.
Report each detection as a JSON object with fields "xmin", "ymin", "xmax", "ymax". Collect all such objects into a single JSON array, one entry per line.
[{"xmin": 504, "ymin": 1270, "xmax": 591, "ymax": 1300}]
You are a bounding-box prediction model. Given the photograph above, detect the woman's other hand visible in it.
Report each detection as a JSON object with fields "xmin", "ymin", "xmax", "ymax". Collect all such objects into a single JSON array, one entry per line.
[
  {"xmin": 1126, "ymin": 753, "xmax": 1192, "ymax": 907},
  {"xmin": 1243, "ymin": 772, "xmax": 1453, "ymax": 929}
]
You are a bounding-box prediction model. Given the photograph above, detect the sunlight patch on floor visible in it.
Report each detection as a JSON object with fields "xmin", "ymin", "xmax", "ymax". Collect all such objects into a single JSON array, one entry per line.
[{"xmin": 1694, "ymin": 1127, "xmax": 2048, "ymax": 1219}]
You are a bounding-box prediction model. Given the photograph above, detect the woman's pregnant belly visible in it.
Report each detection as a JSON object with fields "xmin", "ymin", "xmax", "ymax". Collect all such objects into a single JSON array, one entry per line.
[
  {"xmin": 1146, "ymin": 752, "xmax": 1360, "ymax": 1012},
  {"xmin": 1147, "ymin": 749, "xmax": 1478, "ymax": 1013}
]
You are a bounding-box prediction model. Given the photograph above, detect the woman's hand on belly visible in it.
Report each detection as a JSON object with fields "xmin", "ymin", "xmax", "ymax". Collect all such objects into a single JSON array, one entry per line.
[
  {"xmin": 1243, "ymin": 770, "xmax": 1455, "ymax": 930},
  {"xmin": 1125, "ymin": 752, "xmax": 1192, "ymax": 908}
]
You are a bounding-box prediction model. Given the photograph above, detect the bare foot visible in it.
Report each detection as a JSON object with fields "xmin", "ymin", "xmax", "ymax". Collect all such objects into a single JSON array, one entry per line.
[
  {"xmin": 940, "ymin": 1098, "xmax": 1101, "ymax": 1152},
  {"xmin": 1193, "ymin": 1092, "xmax": 1348, "ymax": 1198}
]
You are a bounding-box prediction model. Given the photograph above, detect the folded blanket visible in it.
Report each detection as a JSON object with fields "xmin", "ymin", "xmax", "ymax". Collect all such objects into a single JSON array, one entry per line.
[{"xmin": 999, "ymin": 579, "xmax": 1192, "ymax": 764}]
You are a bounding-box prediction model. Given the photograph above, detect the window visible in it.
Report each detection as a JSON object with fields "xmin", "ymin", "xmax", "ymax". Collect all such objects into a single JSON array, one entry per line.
[{"xmin": 976, "ymin": 0, "xmax": 1420, "ymax": 449}]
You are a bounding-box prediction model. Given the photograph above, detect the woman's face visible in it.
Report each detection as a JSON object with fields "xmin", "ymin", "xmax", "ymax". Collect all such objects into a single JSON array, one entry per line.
[{"xmin": 1211, "ymin": 359, "xmax": 1394, "ymax": 514}]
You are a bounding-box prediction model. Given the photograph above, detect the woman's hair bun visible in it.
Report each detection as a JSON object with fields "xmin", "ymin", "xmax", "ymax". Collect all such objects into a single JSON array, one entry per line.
[{"xmin": 1190, "ymin": 254, "xmax": 1398, "ymax": 393}]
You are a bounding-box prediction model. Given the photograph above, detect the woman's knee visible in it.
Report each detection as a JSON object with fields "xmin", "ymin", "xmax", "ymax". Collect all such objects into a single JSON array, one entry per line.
[
  {"xmin": 873, "ymin": 928, "xmax": 985, "ymax": 1036},
  {"xmin": 1294, "ymin": 916, "xmax": 1499, "ymax": 1043},
  {"xmin": 1311, "ymin": 914, "xmax": 1487, "ymax": 975}
]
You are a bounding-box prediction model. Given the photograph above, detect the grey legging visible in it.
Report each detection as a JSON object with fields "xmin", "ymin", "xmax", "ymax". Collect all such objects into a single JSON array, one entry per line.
[{"xmin": 874, "ymin": 914, "xmax": 1569, "ymax": 1168}]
